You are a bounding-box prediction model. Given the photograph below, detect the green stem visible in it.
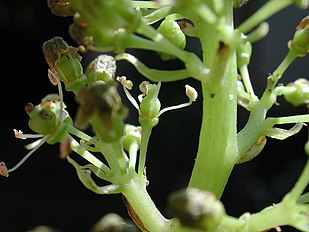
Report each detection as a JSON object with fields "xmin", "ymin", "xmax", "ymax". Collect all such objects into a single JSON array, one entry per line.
[
  {"xmin": 237, "ymin": 0, "xmax": 293, "ymax": 34},
  {"xmin": 288, "ymin": 158, "xmax": 309, "ymax": 201},
  {"xmin": 121, "ymin": 175, "xmax": 171, "ymax": 232},
  {"xmin": 188, "ymin": 1, "xmax": 238, "ymax": 198},
  {"xmin": 115, "ymin": 53, "xmax": 191, "ymax": 82},
  {"xmin": 69, "ymin": 135, "xmax": 113, "ymax": 175},
  {"xmin": 138, "ymin": 119, "xmax": 154, "ymax": 176}
]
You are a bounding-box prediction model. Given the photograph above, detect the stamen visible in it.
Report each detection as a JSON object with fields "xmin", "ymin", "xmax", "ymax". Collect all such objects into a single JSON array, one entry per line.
[
  {"xmin": 117, "ymin": 77, "xmax": 140, "ymax": 112},
  {"xmin": 7, "ymin": 136, "xmax": 48, "ymax": 173},
  {"xmin": 13, "ymin": 129, "xmax": 44, "ymax": 140}
]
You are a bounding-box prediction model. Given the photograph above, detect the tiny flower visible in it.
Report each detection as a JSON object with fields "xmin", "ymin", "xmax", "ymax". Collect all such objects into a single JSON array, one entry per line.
[{"xmin": 118, "ymin": 79, "xmax": 198, "ymax": 128}]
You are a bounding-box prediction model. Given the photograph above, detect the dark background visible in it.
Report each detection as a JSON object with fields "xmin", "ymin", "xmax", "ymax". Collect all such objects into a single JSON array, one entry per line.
[{"xmin": 0, "ymin": 1, "xmax": 308, "ymax": 231}]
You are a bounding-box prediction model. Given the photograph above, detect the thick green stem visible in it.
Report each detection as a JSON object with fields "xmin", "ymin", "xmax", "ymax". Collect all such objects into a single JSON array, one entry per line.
[
  {"xmin": 121, "ymin": 175, "xmax": 171, "ymax": 232},
  {"xmin": 188, "ymin": 1, "xmax": 238, "ymax": 198}
]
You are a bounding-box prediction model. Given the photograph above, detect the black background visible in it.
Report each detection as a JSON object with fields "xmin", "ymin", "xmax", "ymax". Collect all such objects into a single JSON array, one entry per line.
[{"xmin": 0, "ymin": 1, "xmax": 308, "ymax": 232}]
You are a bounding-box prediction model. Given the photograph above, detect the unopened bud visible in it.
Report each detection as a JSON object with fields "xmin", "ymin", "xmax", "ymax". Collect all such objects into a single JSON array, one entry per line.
[{"xmin": 283, "ymin": 78, "xmax": 309, "ymax": 106}]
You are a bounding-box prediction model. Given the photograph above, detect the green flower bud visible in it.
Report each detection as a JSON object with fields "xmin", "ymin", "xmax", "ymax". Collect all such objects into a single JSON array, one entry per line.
[
  {"xmin": 75, "ymin": 81, "xmax": 128, "ymax": 142},
  {"xmin": 122, "ymin": 124, "xmax": 141, "ymax": 153},
  {"xmin": 288, "ymin": 16, "xmax": 309, "ymax": 57},
  {"xmin": 236, "ymin": 40, "xmax": 252, "ymax": 67},
  {"xmin": 139, "ymin": 81, "xmax": 161, "ymax": 120},
  {"xmin": 42, "ymin": 36, "xmax": 87, "ymax": 92},
  {"xmin": 85, "ymin": 54, "xmax": 116, "ymax": 84},
  {"xmin": 283, "ymin": 78, "xmax": 309, "ymax": 106},
  {"xmin": 47, "ymin": 0, "xmax": 75, "ymax": 17},
  {"xmin": 157, "ymin": 14, "xmax": 186, "ymax": 60},
  {"xmin": 167, "ymin": 188, "xmax": 225, "ymax": 230}
]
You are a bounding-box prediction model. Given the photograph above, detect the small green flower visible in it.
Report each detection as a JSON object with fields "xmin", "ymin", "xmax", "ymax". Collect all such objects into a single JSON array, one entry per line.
[
  {"xmin": 117, "ymin": 77, "xmax": 198, "ymax": 128},
  {"xmin": 42, "ymin": 36, "xmax": 87, "ymax": 92}
]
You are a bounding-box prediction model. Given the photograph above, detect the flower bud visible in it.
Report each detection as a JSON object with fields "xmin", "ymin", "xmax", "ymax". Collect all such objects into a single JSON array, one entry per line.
[
  {"xmin": 236, "ymin": 40, "xmax": 252, "ymax": 67},
  {"xmin": 85, "ymin": 54, "xmax": 116, "ymax": 84},
  {"xmin": 139, "ymin": 82, "xmax": 161, "ymax": 119},
  {"xmin": 167, "ymin": 188, "xmax": 225, "ymax": 230},
  {"xmin": 122, "ymin": 124, "xmax": 141, "ymax": 153},
  {"xmin": 47, "ymin": 0, "xmax": 75, "ymax": 17},
  {"xmin": 288, "ymin": 16, "xmax": 309, "ymax": 57},
  {"xmin": 157, "ymin": 15, "xmax": 186, "ymax": 60},
  {"xmin": 283, "ymin": 78, "xmax": 309, "ymax": 106}
]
